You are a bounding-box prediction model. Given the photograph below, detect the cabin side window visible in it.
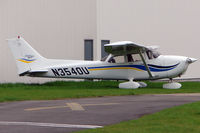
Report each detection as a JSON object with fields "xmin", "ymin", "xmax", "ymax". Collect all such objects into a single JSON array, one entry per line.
[
  {"xmin": 126, "ymin": 53, "xmax": 145, "ymax": 62},
  {"xmin": 108, "ymin": 55, "xmax": 125, "ymax": 63}
]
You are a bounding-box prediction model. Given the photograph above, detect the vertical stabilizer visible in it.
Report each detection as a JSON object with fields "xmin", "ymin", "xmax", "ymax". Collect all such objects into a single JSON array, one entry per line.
[{"xmin": 7, "ymin": 36, "xmax": 46, "ymax": 75}]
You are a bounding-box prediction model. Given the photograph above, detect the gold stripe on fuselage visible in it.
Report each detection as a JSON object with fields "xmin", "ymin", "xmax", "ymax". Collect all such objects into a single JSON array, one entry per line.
[{"xmin": 18, "ymin": 59, "xmax": 34, "ymax": 63}]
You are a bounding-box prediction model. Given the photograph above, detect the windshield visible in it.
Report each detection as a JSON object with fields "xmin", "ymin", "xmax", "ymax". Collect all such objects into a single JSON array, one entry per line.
[
  {"xmin": 146, "ymin": 50, "xmax": 161, "ymax": 59},
  {"xmin": 152, "ymin": 50, "xmax": 161, "ymax": 58}
]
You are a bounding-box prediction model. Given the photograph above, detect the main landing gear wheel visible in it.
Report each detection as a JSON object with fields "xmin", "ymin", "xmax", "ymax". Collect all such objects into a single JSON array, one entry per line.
[
  {"xmin": 119, "ymin": 80, "xmax": 140, "ymax": 89},
  {"xmin": 163, "ymin": 79, "xmax": 182, "ymax": 89},
  {"xmin": 138, "ymin": 82, "xmax": 147, "ymax": 88},
  {"xmin": 118, "ymin": 79, "xmax": 147, "ymax": 89}
]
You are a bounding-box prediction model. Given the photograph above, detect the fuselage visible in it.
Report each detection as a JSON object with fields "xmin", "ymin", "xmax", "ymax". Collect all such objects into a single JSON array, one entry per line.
[
  {"xmin": 7, "ymin": 37, "xmax": 197, "ymax": 83},
  {"xmin": 31, "ymin": 54, "xmax": 191, "ymax": 81}
]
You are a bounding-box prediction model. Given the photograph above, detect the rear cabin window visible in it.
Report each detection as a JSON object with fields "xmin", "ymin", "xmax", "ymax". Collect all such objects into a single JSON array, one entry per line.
[{"xmin": 101, "ymin": 55, "xmax": 109, "ymax": 61}]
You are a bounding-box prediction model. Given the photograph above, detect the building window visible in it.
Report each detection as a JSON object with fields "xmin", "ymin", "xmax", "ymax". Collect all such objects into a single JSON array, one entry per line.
[
  {"xmin": 101, "ymin": 40, "xmax": 110, "ymax": 58},
  {"xmin": 84, "ymin": 40, "xmax": 93, "ymax": 60}
]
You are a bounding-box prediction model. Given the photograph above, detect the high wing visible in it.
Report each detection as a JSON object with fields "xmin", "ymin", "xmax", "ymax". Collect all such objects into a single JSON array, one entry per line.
[
  {"xmin": 104, "ymin": 41, "xmax": 158, "ymax": 78},
  {"xmin": 104, "ymin": 41, "xmax": 158, "ymax": 55}
]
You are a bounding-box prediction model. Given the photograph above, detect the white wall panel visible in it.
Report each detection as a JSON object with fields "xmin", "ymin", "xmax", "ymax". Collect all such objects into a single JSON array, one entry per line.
[
  {"xmin": 97, "ymin": 0, "xmax": 200, "ymax": 78},
  {"xmin": 0, "ymin": 0, "xmax": 96, "ymax": 82}
]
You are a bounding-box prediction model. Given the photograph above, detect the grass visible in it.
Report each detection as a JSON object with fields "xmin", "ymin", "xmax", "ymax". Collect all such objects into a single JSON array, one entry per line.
[
  {"xmin": 1, "ymin": 81, "xmax": 200, "ymax": 133},
  {"xmin": 0, "ymin": 81, "xmax": 200, "ymax": 102},
  {"xmin": 75, "ymin": 101, "xmax": 200, "ymax": 133}
]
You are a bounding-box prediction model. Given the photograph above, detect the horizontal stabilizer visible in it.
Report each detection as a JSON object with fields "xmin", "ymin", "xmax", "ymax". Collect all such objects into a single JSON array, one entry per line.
[
  {"xmin": 29, "ymin": 69, "xmax": 48, "ymax": 73},
  {"xmin": 19, "ymin": 69, "xmax": 48, "ymax": 76}
]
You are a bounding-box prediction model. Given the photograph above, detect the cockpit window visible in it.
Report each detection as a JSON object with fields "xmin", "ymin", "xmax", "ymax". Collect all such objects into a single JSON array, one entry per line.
[
  {"xmin": 146, "ymin": 50, "xmax": 153, "ymax": 59},
  {"xmin": 146, "ymin": 50, "xmax": 160, "ymax": 59}
]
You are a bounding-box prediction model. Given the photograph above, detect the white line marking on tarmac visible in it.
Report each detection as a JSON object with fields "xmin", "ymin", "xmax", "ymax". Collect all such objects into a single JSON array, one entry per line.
[
  {"xmin": 25, "ymin": 102, "xmax": 119, "ymax": 111},
  {"xmin": 66, "ymin": 103, "xmax": 85, "ymax": 111},
  {"xmin": 159, "ymin": 93, "xmax": 200, "ymax": 96},
  {"xmin": 0, "ymin": 121, "xmax": 103, "ymax": 129},
  {"xmin": 24, "ymin": 105, "xmax": 68, "ymax": 111}
]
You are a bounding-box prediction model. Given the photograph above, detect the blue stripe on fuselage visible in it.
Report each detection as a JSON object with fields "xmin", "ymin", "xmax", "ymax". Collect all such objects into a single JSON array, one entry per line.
[{"xmin": 88, "ymin": 63, "xmax": 179, "ymax": 72}]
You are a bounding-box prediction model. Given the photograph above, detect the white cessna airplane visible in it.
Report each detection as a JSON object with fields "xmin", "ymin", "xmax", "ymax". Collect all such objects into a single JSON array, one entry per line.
[{"xmin": 7, "ymin": 36, "xmax": 197, "ymax": 89}]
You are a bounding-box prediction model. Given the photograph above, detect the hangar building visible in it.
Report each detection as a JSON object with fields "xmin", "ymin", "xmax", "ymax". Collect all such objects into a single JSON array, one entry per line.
[{"xmin": 0, "ymin": 0, "xmax": 199, "ymax": 83}]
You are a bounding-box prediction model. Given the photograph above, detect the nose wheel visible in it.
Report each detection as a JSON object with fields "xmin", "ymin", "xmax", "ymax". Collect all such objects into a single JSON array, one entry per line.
[
  {"xmin": 118, "ymin": 78, "xmax": 147, "ymax": 89},
  {"xmin": 163, "ymin": 78, "xmax": 182, "ymax": 89}
]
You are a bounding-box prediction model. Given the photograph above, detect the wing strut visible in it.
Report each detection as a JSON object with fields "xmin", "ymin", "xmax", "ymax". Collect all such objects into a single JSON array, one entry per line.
[{"xmin": 138, "ymin": 49, "xmax": 153, "ymax": 78}]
